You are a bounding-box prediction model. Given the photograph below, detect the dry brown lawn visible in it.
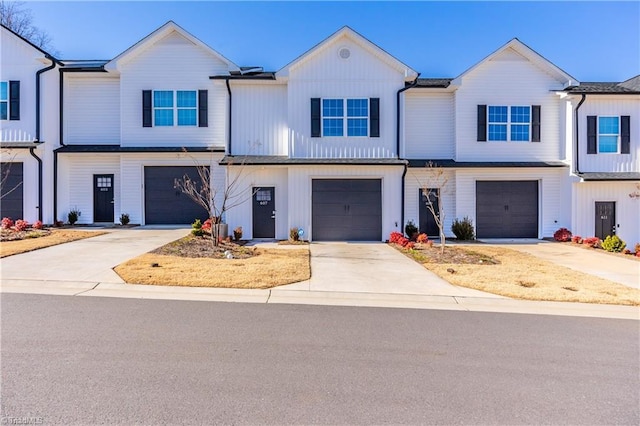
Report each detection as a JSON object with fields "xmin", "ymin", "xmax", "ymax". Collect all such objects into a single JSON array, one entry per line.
[
  {"xmin": 114, "ymin": 248, "xmax": 310, "ymax": 289},
  {"xmin": 0, "ymin": 229, "xmax": 107, "ymax": 258},
  {"xmin": 412, "ymin": 245, "xmax": 640, "ymax": 306}
]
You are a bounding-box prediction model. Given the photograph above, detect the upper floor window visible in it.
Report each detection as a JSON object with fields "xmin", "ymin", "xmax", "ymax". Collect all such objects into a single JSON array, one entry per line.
[
  {"xmin": 478, "ymin": 104, "xmax": 540, "ymax": 143},
  {"xmin": 311, "ymin": 97, "xmax": 379, "ymax": 138},
  {"xmin": 142, "ymin": 90, "xmax": 208, "ymax": 128},
  {"xmin": 587, "ymin": 115, "xmax": 631, "ymax": 155},
  {"xmin": 0, "ymin": 82, "xmax": 7, "ymax": 120}
]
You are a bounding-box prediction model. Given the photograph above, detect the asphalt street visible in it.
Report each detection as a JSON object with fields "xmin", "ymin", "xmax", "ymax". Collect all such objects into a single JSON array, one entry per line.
[{"xmin": 1, "ymin": 294, "xmax": 638, "ymax": 425}]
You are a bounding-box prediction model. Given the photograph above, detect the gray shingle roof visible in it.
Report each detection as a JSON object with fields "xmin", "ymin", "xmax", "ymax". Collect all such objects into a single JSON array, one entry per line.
[
  {"xmin": 578, "ymin": 172, "xmax": 640, "ymax": 181},
  {"xmin": 220, "ymin": 156, "xmax": 407, "ymax": 166},
  {"xmin": 55, "ymin": 145, "xmax": 223, "ymax": 153},
  {"xmin": 407, "ymin": 159, "xmax": 567, "ymax": 168},
  {"xmin": 565, "ymin": 78, "xmax": 640, "ymax": 94},
  {"xmin": 412, "ymin": 78, "xmax": 453, "ymax": 88}
]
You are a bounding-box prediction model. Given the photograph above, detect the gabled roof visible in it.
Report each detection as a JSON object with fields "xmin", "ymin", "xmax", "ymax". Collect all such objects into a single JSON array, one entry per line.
[
  {"xmin": 452, "ymin": 38, "xmax": 578, "ymax": 88},
  {"xmin": 276, "ymin": 26, "xmax": 418, "ymax": 80},
  {"xmin": 0, "ymin": 24, "xmax": 61, "ymax": 64},
  {"xmin": 104, "ymin": 21, "xmax": 239, "ymax": 72}
]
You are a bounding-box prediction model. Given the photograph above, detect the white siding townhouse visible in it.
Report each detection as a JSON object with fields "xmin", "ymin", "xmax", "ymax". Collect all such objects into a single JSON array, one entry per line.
[{"xmin": 1, "ymin": 22, "xmax": 638, "ymax": 245}]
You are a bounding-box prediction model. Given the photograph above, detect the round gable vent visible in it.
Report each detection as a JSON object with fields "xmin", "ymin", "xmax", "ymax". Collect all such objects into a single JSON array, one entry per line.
[{"xmin": 338, "ymin": 47, "xmax": 351, "ymax": 59}]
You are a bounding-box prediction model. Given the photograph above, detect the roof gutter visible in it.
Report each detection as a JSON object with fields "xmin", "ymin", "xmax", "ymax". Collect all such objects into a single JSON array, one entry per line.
[
  {"xmin": 574, "ymin": 94, "xmax": 586, "ymax": 175},
  {"xmin": 35, "ymin": 55, "xmax": 56, "ymax": 141},
  {"xmin": 28, "ymin": 147, "xmax": 43, "ymax": 222}
]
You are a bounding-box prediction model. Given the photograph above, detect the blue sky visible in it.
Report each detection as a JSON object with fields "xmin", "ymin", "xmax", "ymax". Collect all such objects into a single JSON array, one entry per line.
[{"xmin": 27, "ymin": 1, "xmax": 640, "ymax": 81}]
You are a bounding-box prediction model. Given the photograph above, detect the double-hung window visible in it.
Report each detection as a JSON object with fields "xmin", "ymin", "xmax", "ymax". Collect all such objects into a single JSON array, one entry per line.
[
  {"xmin": 152, "ymin": 90, "xmax": 197, "ymax": 126},
  {"xmin": 0, "ymin": 82, "xmax": 7, "ymax": 120},
  {"xmin": 488, "ymin": 105, "xmax": 531, "ymax": 142},
  {"xmin": 322, "ymin": 98, "xmax": 369, "ymax": 137},
  {"xmin": 598, "ymin": 116, "xmax": 619, "ymax": 153}
]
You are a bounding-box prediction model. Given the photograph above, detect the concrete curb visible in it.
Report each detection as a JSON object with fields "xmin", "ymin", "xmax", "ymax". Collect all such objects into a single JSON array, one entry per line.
[{"xmin": 1, "ymin": 279, "xmax": 638, "ymax": 320}]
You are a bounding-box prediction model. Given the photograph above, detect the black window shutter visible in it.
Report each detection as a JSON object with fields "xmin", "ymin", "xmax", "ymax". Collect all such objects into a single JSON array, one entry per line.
[
  {"xmin": 587, "ymin": 115, "xmax": 597, "ymax": 154},
  {"xmin": 369, "ymin": 98, "xmax": 380, "ymax": 137},
  {"xmin": 531, "ymin": 105, "xmax": 541, "ymax": 142},
  {"xmin": 142, "ymin": 90, "xmax": 152, "ymax": 127},
  {"xmin": 9, "ymin": 81, "xmax": 20, "ymax": 121},
  {"xmin": 198, "ymin": 90, "xmax": 208, "ymax": 127},
  {"xmin": 477, "ymin": 105, "xmax": 487, "ymax": 141},
  {"xmin": 311, "ymin": 98, "xmax": 321, "ymax": 137},
  {"xmin": 621, "ymin": 115, "xmax": 630, "ymax": 154}
]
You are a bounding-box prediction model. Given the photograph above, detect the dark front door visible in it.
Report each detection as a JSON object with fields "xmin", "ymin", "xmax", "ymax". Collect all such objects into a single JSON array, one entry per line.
[
  {"xmin": 253, "ymin": 187, "xmax": 275, "ymax": 238},
  {"xmin": 144, "ymin": 166, "xmax": 209, "ymax": 224},
  {"xmin": 595, "ymin": 202, "xmax": 615, "ymax": 240},
  {"xmin": 94, "ymin": 174, "xmax": 114, "ymax": 222},
  {"xmin": 1, "ymin": 162, "xmax": 23, "ymax": 220},
  {"xmin": 419, "ymin": 188, "xmax": 440, "ymax": 237},
  {"xmin": 312, "ymin": 179, "xmax": 382, "ymax": 241},
  {"xmin": 476, "ymin": 181, "xmax": 538, "ymax": 238}
]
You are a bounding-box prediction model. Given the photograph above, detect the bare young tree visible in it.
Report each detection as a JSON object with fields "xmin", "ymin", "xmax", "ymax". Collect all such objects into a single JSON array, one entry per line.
[
  {"xmin": 1, "ymin": 1, "xmax": 56, "ymax": 53},
  {"xmin": 174, "ymin": 151, "xmax": 256, "ymax": 247},
  {"xmin": 417, "ymin": 161, "xmax": 449, "ymax": 254}
]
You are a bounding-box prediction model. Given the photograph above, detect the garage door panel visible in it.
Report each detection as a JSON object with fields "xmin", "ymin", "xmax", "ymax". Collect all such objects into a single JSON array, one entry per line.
[
  {"xmin": 476, "ymin": 180, "xmax": 538, "ymax": 238},
  {"xmin": 312, "ymin": 179, "xmax": 381, "ymax": 241},
  {"xmin": 144, "ymin": 166, "xmax": 209, "ymax": 224},
  {"xmin": 0, "ymin": 163, "xmax": 23, "ymax": 220}
]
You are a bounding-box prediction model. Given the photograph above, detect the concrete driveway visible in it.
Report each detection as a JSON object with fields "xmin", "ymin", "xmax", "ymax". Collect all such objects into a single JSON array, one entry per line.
[
  {"xmin": 279, "ymin": 243, "xmax": 502, "ymax": 298},
  {"xmin": 1, "ymin": 227, "xmax": 190, "ymax": 284}
]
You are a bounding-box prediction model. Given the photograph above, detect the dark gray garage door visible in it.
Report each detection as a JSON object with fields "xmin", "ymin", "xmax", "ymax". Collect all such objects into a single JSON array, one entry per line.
[
  {"xmin": 312, "ymin": 179, "xmax": 382, "ymax": 241},
  {"xmin": 476, "ymin": 181, "xmax": 538, "ymax": 238},
  {"xmin": 1, "ymin": 162, "xmax": 23, "ymax": 220},
  {"xmin": 144, "ymin": 166, "xmax": 209, "ymax": 224}
]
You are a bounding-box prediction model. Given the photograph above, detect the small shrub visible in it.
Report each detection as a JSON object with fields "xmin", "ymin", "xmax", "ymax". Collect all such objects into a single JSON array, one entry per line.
[
  {"xmin": 405, "ymin": 220, "xmax": 418, "ymax": 240},
  {"xmin": 405, "ymin": 242, "xmax": 415, "ymax": 250},
  {"xmin": 623, "ymin": 249, "xmax": 631, "ymax": 255},
  {"xmin": 290, "ymin": 227, "xmax": 300, "ymax": 242},
  {"xmin": 191, "ymin": 219, "xmax": 204, "ymax": 237},
  {"xmin": 389, "ymin": 232, "xmax": 404, "ymax": 244},
  {"xmin": 54, "ymin": 220, "xmax": 64, "ymax": 228},
  {"xmin": 553, "ymin": 227, "xmax": 572, "ymax": 242},
  {"xmin": 416, "ymin": 233, "xmax": 428, "ymax": 243},
  {"xmin": 68, "ymin": 209, "xmax": 80, "ymax": 225},
  {"xmin": 601, "ymin": 235, "xmax": 626, "ymax": 253},
  {"xmin": 233, "ymin": 226, "xmax": 243, "ymax": 241},
  {"xmin": 201, "ymin": 219, "xmax": 212, "ymax": 232},
  {"xmin": 582, "ymin": 237, "xmax": 600, "ymax": 248},
  {"xmin": 452, "ymin": 216, "xmax": 475, "ymax": 240},
  {"xmin": 389, "ymin": 231, "xmax": 412, "ymax": 249},
  {"xmin": 1, "ymin": 217, "xmax": 14, "ymax": 229},
  {"xmin": 33, "ymin": 220, "xmax": 43, "ymax": 230},
  {"xmin": 119, "ymin": 213, "xmax": 130, "ymax": 226},
  {"xmin": 634, "ymin": 243, "xmax": 640, "ymax": 255},
  {"xmin": 571, "ymin": 235, "xmax": 582, "ymax": 244},
  {"xmin": 14, "ymin": 219, "xmax": 28, "ymax": 232}
]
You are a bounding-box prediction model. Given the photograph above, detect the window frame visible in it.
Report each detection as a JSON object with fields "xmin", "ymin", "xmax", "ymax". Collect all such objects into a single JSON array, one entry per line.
[
  {"xmin": 0, "ymin": 81, "xmax": 8, "ymax": 121},
  {"xmin": 597, "ymin": 116, "xmax": 620, "ymax": 154},
  {"xmin": 487, "ymin": 105, "xmax": 531, "ymax": 142},
  {"xmin": 321, "ymin": 97, "xmax": 370, "ymax": 137},
  {"xmin": 152, "ymin": 90, "xmax": 198, "ymax": 127}
]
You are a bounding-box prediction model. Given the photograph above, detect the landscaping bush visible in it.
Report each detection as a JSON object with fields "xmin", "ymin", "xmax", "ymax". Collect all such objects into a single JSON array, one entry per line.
[
  {"xmin": 553, "ymin": 227, "xmax": 572, "ymax": 242},
  {"xmin": 233, "ymin": 226, "xmax": 243, "ymax": 241},
  {"xmin": 601, "ymin": 235, "xmax": 626, "ymax": 253},
  {"xmin": 1, "ymin": 217, "xmax": 14, "ymax": 229},
  {"xmin": 571, "ymin": 235, "xmax": 582, "ymax": 244},
  {"xmin": 451, "ymin": 216, "xmax": 475, "ymax": 240},
  {"xmin": 416, "ymin": 233, "xmax": 428, "ymax": 243},
  {"xmin": 191, "ymin": 219, "xmax": 204, "ymax": 237},
  {"xmin": 290, "ymin": 227, "xmax": 300, "ymax": 242},
  {"xmin": 389, "ymin": 231, "xmax": 411, "ymax": 248},
  {"xmin": 68, "ymin": 209, "xmax": 80, "ymax": 225},
  {"xmin": 635, "ymin": 243, "xmax": 640, "ymax": 256},
  {"xmin": 582, "ymin": 237, "xmax": 600, "ymax": 248},
  {"xmin": 405, "ymin": 220, "xmax": 418, "ymax": 240},
  {"xmin": 14, "ymin": 219, "xmax": 28, "ymax": 232},
  {"xmin": 202, "ymin": 219, "xmax": 212, "ymax": 233},
  {"xmin": 119, "ymin": 213, "xmax": 130, "ymax": 226},
  {"xmin": 33, "ymin": 220, "xmax": 43, "ymax": 230}
]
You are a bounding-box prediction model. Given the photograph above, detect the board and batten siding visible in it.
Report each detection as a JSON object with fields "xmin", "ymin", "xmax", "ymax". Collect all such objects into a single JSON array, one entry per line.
[
  {"xmin": 64, "ymin": 75, "xmax": 120, "ymax": 144},
  {"xmin": 454, "ymin": 167, "xmax": 568, "ymax": 238},
  {"xmin": 404, "ymin": 169, "xmax": 456, "ymax": 237},
  {"xmin": 572, "ymin": 181, "xmax": 640, "ymax": 245},
  {"xmin": 576, "ymin": 96, "xmax": 640, "ymax": 173},
  {"xmin": 287, "ymin": 165, "xmax": 404, "ymax": 241},
  {"xmin": 119, "ymin": 31, "xmax": 229, "ymax": 148},
  {"xmin": 231, "ymin": 83, "xmax": 288, "ymax": 156},
  {"xmin": 224, "ymin": 167, "xmax": 289, "ymax": 240},
  {"xmin": 287, "ymin": 37, "xmax": 406, "ymax": 159},
  {"xmin": 119, "ymin": 152, "xmax": 224, "ymax": 225},
  {"xmin": 454, "ymin": 48, "xmax": 564, "ymax": 162},
  {"xmin": 404, "ymin": 92, "xmax": 455, "ymax": 159},
  {"xmin": 58, "ymin": 154, "xmax": 120, "ymax": 224}
]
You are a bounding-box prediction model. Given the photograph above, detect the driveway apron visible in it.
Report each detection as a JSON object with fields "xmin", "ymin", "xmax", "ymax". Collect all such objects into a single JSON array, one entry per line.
[
  {"xmin": 280, "ymin": 242, "xmax": 502, "ymax": 298},
  {"xmin": 0, "ymin": 227, "xmax": 189, "ymax": 284}
]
